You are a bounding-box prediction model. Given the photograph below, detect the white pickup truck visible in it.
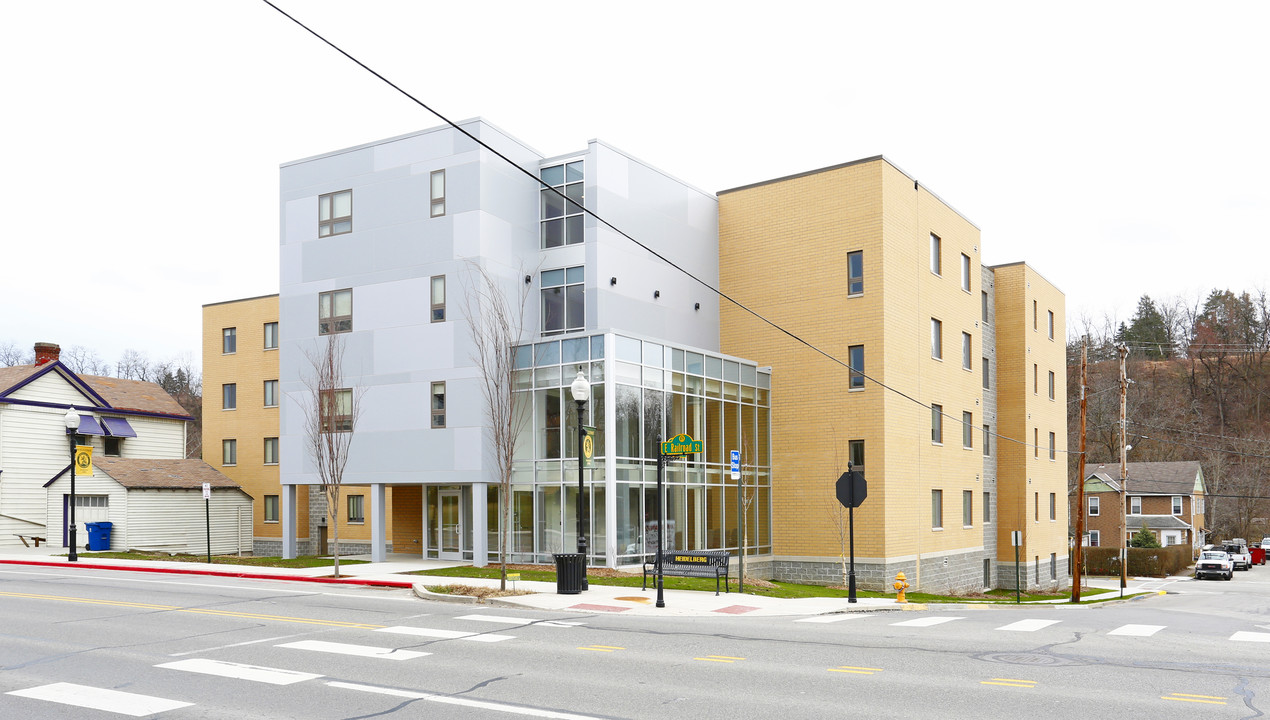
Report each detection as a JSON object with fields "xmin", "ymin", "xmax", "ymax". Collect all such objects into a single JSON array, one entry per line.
[
  {"xmin": 1195, "ymin": 550, "xmax": 1233, "ymax": 580},
  {"xmin": 1222, "ymin": 541, "xmax": 1252, "ymax": 571}
]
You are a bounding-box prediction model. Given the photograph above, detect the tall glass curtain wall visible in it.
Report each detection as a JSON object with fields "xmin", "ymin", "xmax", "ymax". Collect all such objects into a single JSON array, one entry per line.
[{"xmin": 495, "ymin": 333, "xmax": 771, "ymax": 565}]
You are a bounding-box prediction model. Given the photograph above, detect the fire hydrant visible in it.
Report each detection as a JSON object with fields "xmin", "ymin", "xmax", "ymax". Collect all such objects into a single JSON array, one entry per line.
[{"xmin": 893, "ymin": 571, "xmax": 909, "ymax": 603}]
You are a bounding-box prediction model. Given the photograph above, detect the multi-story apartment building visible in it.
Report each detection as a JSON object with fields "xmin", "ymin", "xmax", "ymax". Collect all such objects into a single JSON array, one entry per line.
[
  {"xmin": 717, "ymin": 156, "xmax": 1067, "ymax": 592},
  {"xmin": 277, "ymin": 119, "xmax": 772, "ymax": 566}
]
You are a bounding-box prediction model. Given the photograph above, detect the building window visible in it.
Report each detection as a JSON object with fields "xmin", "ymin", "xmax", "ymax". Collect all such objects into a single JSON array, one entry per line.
[
  {"xmin": 1049, "ymin": 432, "xmax": 1056, "ymax": 460},
  {"xmin": 1050, "ymin": 553, "xmax": 1057, "ymax": 579},
  {"xmin": 75, "ymin": 496, "xmax": 108, "ymax": 508},
  {"xmin": 319, "ymin": 189, "xmax": 352, "ymax": 237},
  {"xmin": 983, "ymin": 491, "xmax": 992, "ymax": 523},
  {"xmin": 962, "ymin": 411, "xmax": 973, "ymax": 449},
  {"xmin": 1033, "ymin": 364, "xmax": 1038, "ymax": 394},
  {"xmin": 962, "ymin": 332, "xmax": 972, "ymax": 370},
  {"xmin": 982, "ymin": 357, "xmax": 990, "ymax": 389},
  {"xmin": 1130, "ymin": 496, "xmax": 1142, "ymax": 515},
  {"xmin": 1089, "ymin": 496, "xmax": 1100, "ymax": 516},
  {"xmin": 849, "ymin": 439, "xmax": 865, "ymax": 468},
  {"xmin": 930, "ymin": 233, "xmax": 941, "ymax": 275},
  {"xmin": 431, "ymin": 382, "xmax": 446, "ymax": 428},
  {"xmin": 223, "ymin": 327, "xmax": 236, "ymax": 354},
  {"xmin": 320, "ymin": 389, "xmax": 353, "ymax": 433},
  {"xmin": 848, "ymin": 345, "xmax": 865, "ymax": 389},
  {"xmin": 264, "ymin": 380, "xmax": 278, "ymax": 408},
  {"xmin": 1035, "ymin": 492, "xmax": 1039, "ymax": 521},
  {"xmin": 222, "ymin": 383, "xmax": 236, "ymax": 410},
  {"xmin": 932, "ymin": 489, "xmax": 943, "ymax": 529},
  {"xmin": 430, "ymin": 169, "xmax": 446, "ymax": 217},
  {"xmin": 264, "ymin": 437, "xmax": 279, "ymax": 465},
  {"xmin": 541, "ymin": 160, "xmax": 584, "ymax": 248},
  {"xmin": 1033, "ymin": 299, "xmax": 1038, "ymax": 330},
  {"xmin": 931, "ymin": 404, "xmax": 943, "ymax": 444},
  {"xmin": 542, "ymin": 266, "xmax": 584, "ymax": 334},
  {"xmin": 960, "ymin": 254, "xmax": 971, "ymax": 292},
  {"xmin": 1034, "ymin": 428, "xmax": 1039, "ymax": 457},
  {"xmin": 104, "ymin": 437, "xmax": 122, "ymax": 457},
  {"xmin": 431, "ymin": 275, "xmax": 446, "ymax": 323},
  {"xmin": 982, "ymin": 424, "xmax": 991, "ymax": 456},
  {"xmin": 981, "ymin": 290, "xmax": 990, "ymax": 324},
  {"xmin": 1048, "ymin": 310, "xmax": 1055, "ymax": 340},
  {"xmin": 1049, "ymin": 492, "xmax": 1056, "ymax": 520},
  {"xmin": 1048, "ymin": 371, "xmax": 1055, "ymax": 400},
  {"xmin": 264, "ymin": 322, "xmax": 278, "ymax": 350},
  {"xmin": 222, "ymin": 439, "xmax": 237, "ymax": 466},
  {"xmin": 963, "ymin": 490, "xmax": 973, "ymax": 527},
  {"xmin": 847, "ymin": 250, "xmax": 864, "ymax": 295},
  {"xmin": 1172, "ymin": 496, "xmax": 1183, "ymax": 515},
  {"xmin": 264, "ymin": 495, "xmax": 279, "ymax": 523},
  {"xmin": 1089, "ymin": 529, "xmax": 1100, "ymax": 547},
  {"xmin": 319, "ymin": 289, "xmax": 352, "ymax": 335},
  {"xmin": 347, "ymin": 494, "xmax": 365, "ymax": 523},
  {"xmin": 931, "ymin": 318, "xmax": 942, "ymax": 359}
]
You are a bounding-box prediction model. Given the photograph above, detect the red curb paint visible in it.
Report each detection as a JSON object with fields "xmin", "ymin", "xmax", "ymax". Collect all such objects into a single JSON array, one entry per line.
[
  {"xmin": 569, "ymin": 603, "xmax": 630, "ymax": 613},
  {"xmin": 712, "ymin": 605, "xmax": 760, "ymax": 614},
  {"xmin": 0, "ymin": 560, "xmax": 414, "ymax": 588}
]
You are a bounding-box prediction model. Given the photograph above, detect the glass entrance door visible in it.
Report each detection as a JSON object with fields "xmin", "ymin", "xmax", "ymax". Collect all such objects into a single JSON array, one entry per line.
[{"xmin": 439, "ymin": 490, "xmax": 462, "ymax": 560}]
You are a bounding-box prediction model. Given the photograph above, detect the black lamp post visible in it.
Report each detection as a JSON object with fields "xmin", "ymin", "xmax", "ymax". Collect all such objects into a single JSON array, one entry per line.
[
  {"xmin": 63, "ymin": 408, "xmax": 80, "ymax": 562},
  {"xmin": 569, "ymin": 370, "xmax": 590, "ymax": 591}
]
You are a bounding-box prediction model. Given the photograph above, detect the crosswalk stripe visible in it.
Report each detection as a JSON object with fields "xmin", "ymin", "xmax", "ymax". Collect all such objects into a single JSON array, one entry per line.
[
  {"xmin": 328, "ymin": 680, "xmax": 605, "ymax": 719},
  {"xmin": 997, "ymin": 619, "xmax": 1061, "ymax": 632},
  {"xmin": 278, "ymin": 640, "xmax": 430, "ymax": 660},
  {"xmin": 1231, "ymin": 631, "xmax": 1270, "ymax": 643},
  {"xmin": 455, "ymin": 614, "xmax": 583, "ymax": 627},
  {"xmin": 1108, "ymin": 624, "xmax": 1165, "ymax": 637},
  {"xmin": 796, "ymin": 614, "xmax": 873, "ymax": 623},
  {"xmin": 376, "ymin": 626, "xmax": 514, "ymax": 642},
  {"xmin": 6, "ymin": 682, "xmax": 192, "ymax": 716},
  {"xmin": 890, "ymin": 616, "xmax": 964, "ymax": 627},
  {"xmin": 156, "ymin": 658, "xmax": 321, "ymax": 685}
]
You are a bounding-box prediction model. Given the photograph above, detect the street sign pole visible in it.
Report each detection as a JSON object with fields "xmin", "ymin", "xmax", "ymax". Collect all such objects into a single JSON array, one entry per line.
[
  {"xmin": 848, "ymin": 465, "xmax": 856, "ymax": 603},
  {"xmin": 1011, "ymin": 530, "xmax": 1022, "ymax": 603},
  {"xmin": 835, "ymin": 467, "xmax": 866, "ymax": 604},
  {"xmin": 655, "ymin": 439, "xmax": 665, "ymax": 608},
  {"xmin": 203, "ymin": 482, "xmax": 212, "ymax": 564},
  {"xmin": 732, "ymin": 449, "xmax": 743, "ymax": 594}
]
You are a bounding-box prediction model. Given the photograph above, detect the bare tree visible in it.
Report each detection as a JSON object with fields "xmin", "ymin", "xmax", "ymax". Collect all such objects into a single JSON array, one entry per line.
[
  {"xmin": 62, "ymin": 345, "xmax": 110, "ymax": 375},
  {"xmin": 0, "ymin": 341, "xmax": 31, "ymax": 366},
  {"xmin": 463, "ymin": 260, "xmax": 532, "ymax": 591},
  {"xmin": 300, "ymin": 334, "xmax": 363, "ymax": 577},
  {"xmin": 115, "ymin": 348, "xmax": 152, "ymax": 380}
]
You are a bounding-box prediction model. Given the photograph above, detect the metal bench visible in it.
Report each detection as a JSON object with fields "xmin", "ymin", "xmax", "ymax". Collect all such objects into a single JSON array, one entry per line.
[
  {"xmin": 642, "ymin": 551, "xmax": 731, "ymax": 596},
  {"xmin": 13, "ymin": 534, "xmax": 47, "ymax": 548}
]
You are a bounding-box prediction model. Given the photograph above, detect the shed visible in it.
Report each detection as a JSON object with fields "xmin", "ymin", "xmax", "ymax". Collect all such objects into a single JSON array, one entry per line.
[{"xmin": 45, "ymin": 457, "xmax": 253, "ymax": 555}]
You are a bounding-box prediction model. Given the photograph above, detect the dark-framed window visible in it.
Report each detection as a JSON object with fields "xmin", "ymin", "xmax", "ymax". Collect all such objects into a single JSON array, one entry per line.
[
  {"xmin": 982, "ymin": 424, "xmax": 991, "ymax": 456},
  {"xmin": 931, "ymin": 404, "xmax": 943, "ymax": 444},
  {"xmin": 962, "ymin": 332, "xmax": 972, "ymax": 370},
  {"xmin": 431, "ymin": 382, "xmax": 446, "ymax": 428},
  {"xmin": 932, "ymin": 489, "xmax": 943, "ymax": 529},
  {"xmin": 847, "ymin": 250, "xmax": 864, "ymax": 295},
  {"xmin": 264, "ymin": 495, "xmax": 279, "ymax": 523},
  {"xmin": 319, "ymin": 189, "xmax": 352, "ymax": 237},
  {"xmin": 320, "ymin": 388, "xmax": 352, "ymax": 433},
  {"xmin": 222, "ymin": 383, "xmax": 236, "ymax": 410},
  {"xmin": 222, "ymin": 439, "xmax": 237, "ymax": 466},
  {"xmin": 264, "ymin": 322, "xmax": 279, "ymax": 350},
  {"xmin": 931, "ymin": 319, "xmax": 942, "ymax": 359},
  {"xmin": 541, "ymin": 160, "xmax": 584, "ymax": 248},
  {"xmin": 982, "ymin": 357, "xmax": 991, "ymax": 389},
  {"xmin": 983, "ymin": 491, "xmax": 992, "ymax": 523},
  {"xmin": 963, "ymin": 490, "xmax": 973, "ymax": 527},
  {"xmin": 319, "ymin": 289, "xmax": 352, "ymax": 335},
  {"xmin": 264, "ymin": 380, "xmax": 278, "ymax": 408},
  {"xmin": 541, "ymin": 266, "xmax": 584, "ymax": 334},
  {"xmin": 849, "ymin": 439, "xmax": 865, "ymax": 468},
  {"xmin": 431, "ymin": 275, "xmax": 446, "ymax": 322},
  {"xmin": 930, "ymin": 233, "xmax": 941, "ymax": 275},
  {"xmin": 264, "ymin": 437, "xmax": 279, "ymax": 465},
  {"xmin": 430, "ymin": 169, "xmax": 446, "ymax": 218},
  {"xmin": 962, "ymin": 411, "xmax": 973, "ymax": 449},
  {"xmin": 223, "ymin": 327, "xmax": 236, "ymax": 354},
  {"xmin": 348, "ymin": 494, "xmax": 365, "ymax": 523},
  {"xmin": 960, "ymin": 253, "xmax": 971, "ymax": 292},
  {"xmin": 848, "ymin": 345, "xmax": 865, "ymax": 389},
  {"xmin": 104, "ymin": 437, "xmax": 122, "ymax": 457}
]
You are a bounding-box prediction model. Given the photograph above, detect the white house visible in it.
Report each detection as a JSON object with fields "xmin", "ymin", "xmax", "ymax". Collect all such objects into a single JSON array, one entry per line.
[{"xmin": 0, "ymin": 342, "xmax": 249, "ymax": 552}]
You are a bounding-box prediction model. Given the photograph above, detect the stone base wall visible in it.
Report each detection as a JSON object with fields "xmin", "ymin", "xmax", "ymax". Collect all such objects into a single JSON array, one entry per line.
[
  {"xmin": 253, "ymin": 538, "xmax": 392, "ymax": 558},
  {"xmin": 772, "ymin": 550, "xmax": 1036, "ymax": 594},
  {"xmin": 994, "ymin": 555, "xmax": 1069, "ymax": 592}
]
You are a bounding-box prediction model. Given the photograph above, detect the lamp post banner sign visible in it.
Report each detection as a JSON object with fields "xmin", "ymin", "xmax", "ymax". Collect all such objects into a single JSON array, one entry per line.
[
  {"xmin": 74, "ymin": 446, "xmax": 93, "ymax": 476},
  {"xmin": 582, "ymin": 426, "xmax": 595, "ymax": 467}
]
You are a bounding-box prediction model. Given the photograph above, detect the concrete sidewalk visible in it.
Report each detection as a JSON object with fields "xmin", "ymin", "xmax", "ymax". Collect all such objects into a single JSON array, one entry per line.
[{"xmin": 0, "ymin": 548, "xmax": 1159, "ymax": 618}]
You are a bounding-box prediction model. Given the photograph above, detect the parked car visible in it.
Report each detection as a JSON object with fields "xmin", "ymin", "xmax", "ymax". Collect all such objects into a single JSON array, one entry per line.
[
  {"xmin": 1251, "ymin": 545, "xmax": 1266, "ymax": 566},
  {"xmin": 1222, "ymin": 542, "xmax": 1252, "ymax": 571},
  {"xmin": 1195, "ymin": 550, "xmax": 1234, "ymax": 580}
]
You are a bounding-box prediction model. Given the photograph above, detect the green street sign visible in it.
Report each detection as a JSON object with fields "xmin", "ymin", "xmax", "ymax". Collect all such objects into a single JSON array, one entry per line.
[{"xmin": 661, "ymin": 433, "xmax": 701, "ymax": 456}]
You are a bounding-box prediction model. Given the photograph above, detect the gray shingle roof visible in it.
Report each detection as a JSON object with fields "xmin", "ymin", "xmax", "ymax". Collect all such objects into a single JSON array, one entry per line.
[
  {"xmin": 1084, "ymin": 461, "xmax": 1203, "ymax": 495},
  {"xmin": 95, "ymin": 458, "xmax": 242, "ymax": 491}
]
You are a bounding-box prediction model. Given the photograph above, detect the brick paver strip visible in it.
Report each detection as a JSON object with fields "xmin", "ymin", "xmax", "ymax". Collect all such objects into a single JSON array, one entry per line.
[
  {"xmin": 713, "ymin": 605, "xmax": 760, "ymax": 614},
  {"xmin": 569, "ymin": 603, "xmax": 630, "ymax": 613}
]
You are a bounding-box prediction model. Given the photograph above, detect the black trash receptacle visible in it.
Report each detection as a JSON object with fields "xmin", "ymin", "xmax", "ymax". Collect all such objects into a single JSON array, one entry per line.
[
  {"xmin": 553, "ymin": 553, "xmax": 585, "ymax": 595},
  {"xmin": 86, "ymin": 521, "xmax": 113, "ymax": 551}
]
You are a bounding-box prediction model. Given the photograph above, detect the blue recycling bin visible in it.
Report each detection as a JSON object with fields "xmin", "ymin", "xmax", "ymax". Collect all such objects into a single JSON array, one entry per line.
[{"xmin": 85, "ymin": 522, "xmax": 113, "ymax": 551}]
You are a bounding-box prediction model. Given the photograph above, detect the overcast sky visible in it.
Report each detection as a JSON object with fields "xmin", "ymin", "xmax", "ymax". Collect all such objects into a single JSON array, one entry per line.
[{"xmin": 4, "ymin": 1, "xmax": 1267, "ymax": 369}]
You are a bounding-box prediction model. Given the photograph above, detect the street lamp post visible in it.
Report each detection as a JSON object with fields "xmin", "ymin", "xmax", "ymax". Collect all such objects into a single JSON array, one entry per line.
[
  {"xmin": 569, "ymin": 370, "xmax": 590, "ymax": 591},
  {"xmin": 64, "ymin": 408, "xmax": 80, "ymax": 562}
]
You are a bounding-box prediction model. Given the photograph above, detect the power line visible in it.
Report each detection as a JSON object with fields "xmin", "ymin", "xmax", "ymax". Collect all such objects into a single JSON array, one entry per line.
[{"xmin": 1127, "ymin": 420, "xmax": 1270, "ymax": 446}]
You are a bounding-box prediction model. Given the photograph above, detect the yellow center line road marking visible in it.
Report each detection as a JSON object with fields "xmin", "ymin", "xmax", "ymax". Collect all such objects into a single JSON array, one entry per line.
[
  {"xmin": 695, "ymin": 655, "xmax": 744, "ymax": 663},
  {"xmin": 828, "ymin": 666, "xmax": 883, "ymax": 674},
  {"xmin": 0, "ymin": 590, "xmax": 383, "ymax": 629},
  {"xmin": 981, "ymin": 679, "xmax": 1037, "ymax": 688},
  {"xmin": 1163, "ymin": 694, "xmax": 1226, "ymax": 705},
  {"xmin": 578, "ymin": 646, "xmax": 624, "ymax": 652}
]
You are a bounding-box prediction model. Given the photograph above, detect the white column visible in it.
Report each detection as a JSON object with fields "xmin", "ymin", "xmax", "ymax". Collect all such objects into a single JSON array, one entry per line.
[
  {"xmin": 472, "ymin": 482, "xmax": 487, "ymax": 567},
  {"xmin": 370, "ymin": 483, "xmax": 386, "ymax": 562},
  {"xmin": 281, "ymin": 485, "xmax": 297, "ymax": 559}
]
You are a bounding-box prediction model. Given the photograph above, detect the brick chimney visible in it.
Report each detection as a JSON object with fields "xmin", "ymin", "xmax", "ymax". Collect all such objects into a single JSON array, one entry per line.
[{"xmin": 34, "ymin": 342, "xmax": 61, "ymax": 366}]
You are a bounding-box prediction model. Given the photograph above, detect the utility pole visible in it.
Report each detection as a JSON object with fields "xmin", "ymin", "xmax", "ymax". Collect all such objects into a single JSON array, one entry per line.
[
  {"xmin": 1073, "ymin": 340, "xmax": 1087, "ymax": 602},
  {"xmin": 1118, "ymin": 344, "xmax": 1129, "ymax": 596}
]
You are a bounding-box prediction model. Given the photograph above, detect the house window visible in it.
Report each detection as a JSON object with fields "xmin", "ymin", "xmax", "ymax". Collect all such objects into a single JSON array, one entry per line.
[
  {"xmin": 222, "ymin": 439, "xmax": 237, "ymax": 466},
  {"xmin": 1130, "ymin": 496, "xmax": 1142, "ymax": 515},
  {"xmin": 430, "ymin": 169, "xmax": 446, "ymax": 218},
  {"xmin": 1089, "ymin": 529, "xmax": 1100, "ymax": 547},
  {"xmin": 264, "ymin": 322, "xmax": 279, "ymax": 350},
  {"xmin": 1048, "ymin": 310, "xmax": 1055, "ymax": 340},
  {"xmin": 982, "ymin": 424, "xmax": 991, "ymax": 456},
  {"xmin": 981, "ymin": 290, "xmax": 990, "ymax": 323},
  {"xmin": 931, "ymin": 318, "xmax": 942, "ymax": 359},
  {"xmin": 932, "ymin": 489, "xmax": 943, "ymax": 529},
  {"xmin": 1049, "ymin": 492, "xmax": 1056, "ymax": 520},
  {"xmin": 962, "ymin": 411, "xmax": 973, "ymax": 449},
  {"xmin": 962, "ymin": 332, "xmax": 972, "ymax": 370},
  {"xmin": 541, "ymin": 160, "xmax": 584, "ymax": 248},
  {"xmin": 264, "ymin": 380, "xmax": 278, "ymax": 408},
  {"xmin": 541, "ymin": 266, "xmax": 584, "ymax": 333},
  {"xmin": 104, "ymin": 437, "xmax": 122, "ymax": 457},
  {"xmin": 982, "ymin": 358, "xmax": 990, "ymax": 389},
  {"xmin": 431, "ymin": 275, "xmax": 446, "ymax": 322},
  {"xmin": 960, "ymin": 253, "xmax": 971, "ymax": 292},
  {"xmin": 1172, "ymin": 496, "xmax": 1183, "ymax": 515},
  {"xmin": 347, "ymin": 495, "xmax": 365, "ymax": 523},
  {"xmin": 1048, "ymin": 371, "xmax": 1055, "ymax": 400},
  {"xmin": 264, "ymin": 437, "xmax": 279, "ymax": 465},
  {"xmin": 75, "ymin": 496, "xmax": 108, "ymax": 508},
  {"xmin": 1088, "ymin": 496, "xmax": 1100, "ymax": 516},
  {"xmin": 431, "ymin": 382, "xmax": 446, "ymax": 428},
  {"xmin": 222, "ymin": 383, "xmax": 236, "ymax": 410},
  {"xmin": 963, "ymin": 490, "xmax": 973, "ymax": 527},
  {"xmin": 1049, "ymin": 432, "xmax": 1056, "ymax": 460},
  {"xmin": 849, "ymin": 439, "xmax": 865, "ymax": 468},
  {"xmin": 848, "ymin": 345, "xmax": 865, "ymax": 389},
  {"xmin": 983, "ymin": 491, "xmax": 992, "ymax": 523},
  {"xmin": 930, "ymin": 233, "xmax": 941, "ymax": 275},
  {"xmin": 319, "ymin": 189, "xmax": 352, "ymax": 237},
  {"xmin": 222, "ymin": 327, "xmax": 236, "ymax": 354},
  {"xmin": 931, "ymin": 404, "xmax": 943, "ymax": 444},
  {"xmin": 264, "ymin": 495, "xmax": 279, "ymax": 523},
  {"xmin": 319, "ymin": 289, "xmax": 352, "ymax": 335},
  {"xmin": 847, "ymin": 250, "xmax": 864, "ymax": 295},
  {"xmin": 320, "ymin": 389, "xmax": 353, "ymax": 433}
]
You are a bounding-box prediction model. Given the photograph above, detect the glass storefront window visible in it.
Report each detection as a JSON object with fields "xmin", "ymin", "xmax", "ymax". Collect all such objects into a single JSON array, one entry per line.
[
  {"xmin": 643, "ymin": 341, "xmax": 663, "ymax": 367},
  {"xmin": 535, "ymin": 341, "xmax": 560, "ymax": 366},
  {"xmin": 614, "ymin": 385, "xmax": 641, "ymax": 458},
  {"xmin": 616, "ymin": 335, "xmax": 641, "ymax": 362},
  {"xmin": 705, "ymin": 355, "xmax": 723, "ymax": 379},
  {"xmin": 686, "ymin": 352, "xmax": 704, "ymax": 375},
  {"xmin": 562, "ymin": 337, "xmax": 588, "ymax": 364}
]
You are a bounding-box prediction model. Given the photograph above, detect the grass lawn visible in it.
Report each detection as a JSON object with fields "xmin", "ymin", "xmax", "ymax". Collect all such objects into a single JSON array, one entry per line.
[{"xmin": 67, "ymin": 551, "xmax": 369, "ymax": 569}]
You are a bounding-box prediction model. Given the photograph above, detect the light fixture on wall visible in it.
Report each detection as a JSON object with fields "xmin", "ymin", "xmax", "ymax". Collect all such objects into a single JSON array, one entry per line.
[
  {"xmin": 653, "ymin": 290, "xmax": 660, "ymax": 299},
  {"xmin": 694, "ymin": 302, "xmax": 700, "ymax": 311},
  {"xmin": 610, "ymin": 277, "xmax": 617, "ymax": 286},
  {"xmin": 524, "ymin": 275, "xmax": 531, "ymax": 284}
]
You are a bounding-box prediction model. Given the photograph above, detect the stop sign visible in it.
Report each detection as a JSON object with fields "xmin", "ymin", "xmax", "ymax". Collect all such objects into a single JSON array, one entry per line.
[{"xmin": 836, "ymin": 470, "xmax": 866, "ymax": 508}]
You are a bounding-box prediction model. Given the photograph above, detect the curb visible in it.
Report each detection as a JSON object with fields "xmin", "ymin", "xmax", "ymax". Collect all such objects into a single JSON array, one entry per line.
[
  {"xmin": 411, "ymin": 584, "xmax": 482, "ymax": 604},
  {"xmin": 0, "ymin": 559, "xmax": 415, "ymax": 589}
]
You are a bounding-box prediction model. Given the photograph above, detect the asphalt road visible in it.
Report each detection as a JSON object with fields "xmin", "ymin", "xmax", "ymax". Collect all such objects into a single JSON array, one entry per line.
[{"xmin": 1, "ymin": 564, "xmax": 1267, "ymax": 719}]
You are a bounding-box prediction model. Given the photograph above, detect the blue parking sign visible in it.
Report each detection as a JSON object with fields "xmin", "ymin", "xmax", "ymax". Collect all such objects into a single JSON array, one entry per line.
[{"xmin": 730, "ymin": 449, "xmax": 740, "ymax": 480}]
